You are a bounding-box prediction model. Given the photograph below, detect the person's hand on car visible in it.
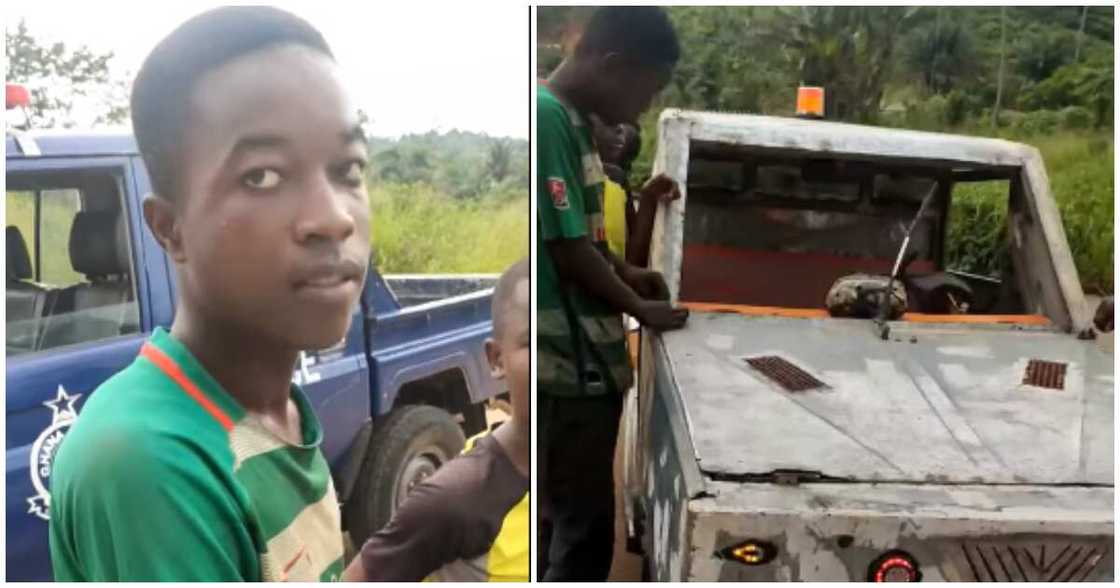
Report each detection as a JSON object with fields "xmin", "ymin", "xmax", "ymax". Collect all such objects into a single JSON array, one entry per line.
[
  {"xmin": 635, "ymin": 300, "xmax": 689, "ymax": 331},
  {"xmin": 638, "ymin": 173, "xmax": 681, "ymax": 204}
]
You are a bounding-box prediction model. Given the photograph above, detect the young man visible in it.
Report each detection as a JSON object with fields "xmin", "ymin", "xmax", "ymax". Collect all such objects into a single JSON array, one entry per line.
[
  {"xmin": 537, "ymin": 6, "xmax": 687, "ymax": 582},
  {"xmin": 591, "ymin": 116, "xmax": 680, "ymax": 267},
  {"xmin": 48, "ymin": 7, "xmax": 369, "ymax": 581},
  {"xmin": 343, "ymin": 258, "xmax": 530, "ymax": 582}
]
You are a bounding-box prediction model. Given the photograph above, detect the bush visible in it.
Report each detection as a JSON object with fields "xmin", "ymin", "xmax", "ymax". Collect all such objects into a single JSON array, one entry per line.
[
  {"xmin": 369, "ymin": 182, "xmax": 528, "ymax": 274},
  {"xmin": 1058, "ymin": 105, "xmax": 1093, "ymax": 130},
  {"xmin": 1015, "ymin": 109, "xmax": 1060, "ymax": 135},
  {"xmin": 901, "ymin": 94, "xmax": 949, "ymax": 130},
  {"xmin": 944, "ymin": 90, "xmax": 973, "ymax": 126}
]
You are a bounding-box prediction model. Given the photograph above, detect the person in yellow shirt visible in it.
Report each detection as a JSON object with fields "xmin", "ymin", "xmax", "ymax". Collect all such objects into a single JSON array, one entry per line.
[
  {"xmin": 344, "ymin": 259, "xmax": 529, "ymax": 581},
  {"xmin": 591, "ymin": 116, "xmax": 680, "ymax": 268}
]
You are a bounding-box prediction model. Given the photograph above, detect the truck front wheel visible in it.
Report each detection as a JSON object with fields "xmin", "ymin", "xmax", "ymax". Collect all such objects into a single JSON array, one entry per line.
[{"xmin": 344, "ymin": 404, "xmax": 466, "ymax": 545}]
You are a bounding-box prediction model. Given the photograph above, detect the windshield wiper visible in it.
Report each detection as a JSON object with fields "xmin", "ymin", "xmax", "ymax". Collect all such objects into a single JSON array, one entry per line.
[{"xmin": 876, "ymin": 182, "xmax": 940, "ymax": 340}]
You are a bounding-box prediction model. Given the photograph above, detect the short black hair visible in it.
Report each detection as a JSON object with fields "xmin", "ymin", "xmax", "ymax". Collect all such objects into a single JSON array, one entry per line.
[
  {"xmin": 574, "ymin": 6, "xmax": 680, "ymax": 68},
  {"xmin": 492, "ymin": 257, "xmax": 529, "ymax": 337},
  {"xmin": 131, "ymin": 6, "xmax": 334, "ymax": 199}
]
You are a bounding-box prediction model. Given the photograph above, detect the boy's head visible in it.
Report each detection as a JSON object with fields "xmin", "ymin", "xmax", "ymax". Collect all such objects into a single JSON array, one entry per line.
[
  {"xmin": 572, "ymin": 6, "xmax": 679, "ymax": 126},
  {"xmin": 134, "ymin": 7, "xmax": 371, "ymax": 350},
  {"xmin": 592, "ymin": 118, "xmax": 642, "ymax": 167},
  {"xmin": 485, "ymin": 258, "xmax": 529, "ymax": 430}
]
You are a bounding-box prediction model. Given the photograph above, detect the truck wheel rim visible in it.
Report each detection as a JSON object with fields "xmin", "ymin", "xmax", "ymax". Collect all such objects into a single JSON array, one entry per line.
[{"xmin": 395, "ymin": 450, "xmax": 443, "ymax": 506}]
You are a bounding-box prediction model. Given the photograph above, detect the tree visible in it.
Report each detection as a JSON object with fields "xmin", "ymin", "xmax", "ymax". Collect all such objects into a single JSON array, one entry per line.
[
  {"xmin": 993, "ymin": 7, "xmax": 1007, "ymax": 128},
  {"xmin": 486, "ymin": 138, "xmax": 513, "ymax": 182},
  {"xmin": 770, "ymin": 6, "xmax": 922, "ymax": 122},
  {"xmin": 6, "ymin": 19, "xmax": 125, "ymax": 128},
  {"xmin": 1015, "ymin": 27, "xmax": 1076, "ymax": 83},
  {"xmin": 903, "ymin": 18, "xmax": 979, "ymax": 95},
  {"xmin": 1074, "ymin": 6, "xmax": 1089, "ymax": 62}
]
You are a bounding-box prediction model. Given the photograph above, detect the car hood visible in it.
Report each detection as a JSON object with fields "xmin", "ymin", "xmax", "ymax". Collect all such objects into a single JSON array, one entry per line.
[{"xmin": 662, "ymin": 312, "xmax": 1114, "ymax": 486}]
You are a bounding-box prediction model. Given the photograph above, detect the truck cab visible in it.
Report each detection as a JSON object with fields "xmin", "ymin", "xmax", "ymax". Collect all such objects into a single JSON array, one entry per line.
[
  {"xmin": 622, "ymin": 109, "xmax": 1114, "ymax": 581},
  {"xmin": 6, "ymin": 128, "xmax": 504, "ymax": 580}
]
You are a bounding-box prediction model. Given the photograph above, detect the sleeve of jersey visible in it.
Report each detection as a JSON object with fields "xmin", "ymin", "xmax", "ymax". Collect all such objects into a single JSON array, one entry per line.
[
  {"xmin": 537, "ymin": 101, "xmax": 588, "ymax": 242},
  {"xmin": 49, "ymin": 433, "xmax": 252, "ymax": 581}
]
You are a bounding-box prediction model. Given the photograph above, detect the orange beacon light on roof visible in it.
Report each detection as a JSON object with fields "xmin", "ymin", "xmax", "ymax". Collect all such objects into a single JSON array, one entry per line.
[{"xmin": 795, "ymin": 86, "xmax": 824, "ymax": 119}]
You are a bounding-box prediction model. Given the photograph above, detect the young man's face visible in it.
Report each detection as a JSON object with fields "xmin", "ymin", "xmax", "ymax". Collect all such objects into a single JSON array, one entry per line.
[
  {"xmin": 590, "ymin": 116, "xmax": 625, "ymax": 165},
  {"xmin": 486, "ymin": 277, "xmax": 529, "ymax": 429},
  {"xmin": 597, "ymin": 60, "xmax": 672, "ymax": 126},
  {"xmin": 171, "ymin": 44, "xmax": 370, "ymax": 350}
]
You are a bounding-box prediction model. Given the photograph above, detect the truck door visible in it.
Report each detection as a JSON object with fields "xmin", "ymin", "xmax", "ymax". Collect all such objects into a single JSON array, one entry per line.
[
  {"xmin": 292, "ymin": 298, "xmax": 372, "ymax": 468},
  {"xmin": 5, "ymin": 157, "xmax": 158, "ymax": 581}
]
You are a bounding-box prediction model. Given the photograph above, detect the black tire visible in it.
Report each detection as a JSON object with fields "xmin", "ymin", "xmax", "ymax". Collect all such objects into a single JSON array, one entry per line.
[{"xmin": 344, "ymin": 405, "xmax": 465, "ymax": 545}]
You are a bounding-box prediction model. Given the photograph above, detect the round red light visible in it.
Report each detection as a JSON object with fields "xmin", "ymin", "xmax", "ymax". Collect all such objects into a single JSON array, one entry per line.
[
  {"xmin": 869, "ymin": 551, "xmax": 920, "ymax": 582},
  {"xmin": 6, "ymin": 83, "xmax": 31, "ymax": 110}
]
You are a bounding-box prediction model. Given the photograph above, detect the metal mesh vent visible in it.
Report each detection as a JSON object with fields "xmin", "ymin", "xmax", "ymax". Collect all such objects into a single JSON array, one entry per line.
[
  {"xmin": 744, "ymin": 356, "xmax": 825, "ymax": 392},
  {"xmin": 1023, "ymin": 359, "xmax": 1067, "ymax": 390},
  {"xmin": 960, "ymin": 542, "xmax": 1106, "ymax": 582}
]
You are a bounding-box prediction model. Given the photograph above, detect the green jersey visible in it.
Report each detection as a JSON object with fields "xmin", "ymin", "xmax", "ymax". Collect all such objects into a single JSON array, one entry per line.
[
  {"xmin": 537, "ymin": 82, "xmax": 632, "ymax": 397},
  {"xmin": 49, "ymin": 328, "xmax": 344, "ymax": 581}
]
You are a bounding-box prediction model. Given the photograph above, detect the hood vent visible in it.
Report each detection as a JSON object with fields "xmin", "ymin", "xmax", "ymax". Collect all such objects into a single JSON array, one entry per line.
[
  {"xmin": 1023, "ymin": 359, "xmax": 1067, "ymax": 390},
  {"xmin": 744, "ymin": 355, "xmax": 825, "ymax": 392}
]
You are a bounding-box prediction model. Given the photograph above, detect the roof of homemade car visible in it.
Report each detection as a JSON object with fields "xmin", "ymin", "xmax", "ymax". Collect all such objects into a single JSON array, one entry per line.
[
  {"xmin": 661, "ymin": 109, "xmax": 1037, "ymax": 168},
  {"xmin": 6, "ymin": 129, "xmax": 138, "ymax": 158}
]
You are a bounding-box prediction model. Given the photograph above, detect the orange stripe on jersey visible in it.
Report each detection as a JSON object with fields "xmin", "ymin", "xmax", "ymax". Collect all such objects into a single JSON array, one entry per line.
[{"xmin": 140, "ymin": 343, "xmax": 235, "ymax": 432}]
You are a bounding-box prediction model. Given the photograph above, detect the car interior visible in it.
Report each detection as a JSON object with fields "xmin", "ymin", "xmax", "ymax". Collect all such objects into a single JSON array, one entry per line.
[
  {"xmin": 678, "ymin": 141, "xmax": 1029, "ymax": 317},
  {"xmin": 6, "ymin": 171, "xmax": 139, "ymax": 356}
]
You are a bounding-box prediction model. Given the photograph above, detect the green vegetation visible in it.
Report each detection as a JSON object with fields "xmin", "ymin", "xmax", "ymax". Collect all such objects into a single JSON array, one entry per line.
[
  {"xmin": 7, "ymin": 190, "xmax": 84, "ymax": 286},
  {"xmin": 368, "ymin": 131, "xmax": 529, "ymax": 273},
  {"xmin": 370, "ymin": 182, "xmax": 528, "ymax": 274},
  {"xmin": 538, "ymin": 6, "xmax": 1113, "ymax": 293}
]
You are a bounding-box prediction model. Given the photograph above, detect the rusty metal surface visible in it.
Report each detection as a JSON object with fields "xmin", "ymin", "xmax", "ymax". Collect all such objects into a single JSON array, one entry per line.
[
  {"xmin": 959, "ymin": 539, "xmax": 1107, "ymax": 581},
  {"xmin": 744, "ymin": 355, "xmax": 826, "ymax": 392},
  {"xmin": 1024, "ymin": 359, "xmax": 1068, "ymax": 390},
  {"xmin": 660, "ymin": 311, "xmax": 1114, "ymax": 486}
]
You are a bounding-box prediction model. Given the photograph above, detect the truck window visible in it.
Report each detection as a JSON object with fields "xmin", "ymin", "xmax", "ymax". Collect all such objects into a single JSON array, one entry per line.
[
  {"xmin": 6, "ymin": 171, "xmax": 140, "ymax": 356},
  {"xmin": 680, "ymin": 145, "xmax": 941, "ymax": 309}
]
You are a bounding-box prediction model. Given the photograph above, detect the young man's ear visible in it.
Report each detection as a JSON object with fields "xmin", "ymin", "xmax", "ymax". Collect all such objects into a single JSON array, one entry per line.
[
  {"xmin": 142, "ymin": 194, "xmax": 186, "ymax": 262},
  {"xmin": 484, "ymin": 338, "xmax": 505, "ymax": 380}
]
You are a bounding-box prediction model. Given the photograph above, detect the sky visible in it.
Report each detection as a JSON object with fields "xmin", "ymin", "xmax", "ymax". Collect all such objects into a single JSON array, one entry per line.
[{"xmin": 6, "ymin": 2, "xmax": 529, "ymax": 138}]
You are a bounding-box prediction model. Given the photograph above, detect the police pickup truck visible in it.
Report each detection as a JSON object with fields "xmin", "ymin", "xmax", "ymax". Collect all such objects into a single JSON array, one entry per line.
[
  {"xmin": 6, "ymin": 87, "xmax": 505, "ymax": 580},
  {"xmin": 621, "ymin": 108, "xmax": 1114, "ymax": 581}
]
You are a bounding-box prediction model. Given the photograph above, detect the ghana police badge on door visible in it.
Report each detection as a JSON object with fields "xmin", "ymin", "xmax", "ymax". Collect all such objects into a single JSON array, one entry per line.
[{"xmin": 28, "ymin": 386, "xmax": 82, "ymax": 520}]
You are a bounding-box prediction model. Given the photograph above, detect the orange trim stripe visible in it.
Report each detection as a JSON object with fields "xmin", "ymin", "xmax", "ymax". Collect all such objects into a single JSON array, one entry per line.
[
  {"xmin": 140, "ymin": 343, "xmax": 234, "ymax": 432},
  {"xmin": 681, "ymin": 301, "xmax": 1051, "ymax": 326},
  {"xmin": 682, "ymin": 302, "xmax": 829, "ymax": 319}
]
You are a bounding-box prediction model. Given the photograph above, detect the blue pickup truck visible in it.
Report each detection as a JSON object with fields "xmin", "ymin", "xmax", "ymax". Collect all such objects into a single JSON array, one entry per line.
[{"xmin": 5, "ymin": 129, "xmax": 504, "ymax": 580}]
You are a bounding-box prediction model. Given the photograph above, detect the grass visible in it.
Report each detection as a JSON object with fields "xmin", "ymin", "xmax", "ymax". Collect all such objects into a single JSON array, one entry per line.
[
  {"xmin": 944, "ymin": 129, "xmax": 1114, "ymax": 294},
  {"xmin": 369, "ymin": 182, "xmax": 529, "ymax": 274}
]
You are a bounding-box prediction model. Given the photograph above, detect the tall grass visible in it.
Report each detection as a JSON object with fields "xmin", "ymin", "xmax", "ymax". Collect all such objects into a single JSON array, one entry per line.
[
  {"xmin": 945, "ymin": 130, "xmax": 1113, "ymax": 294},
  {"xmin": 369, "ymin": 182, "xmax": 529, "ymax": 274}
]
